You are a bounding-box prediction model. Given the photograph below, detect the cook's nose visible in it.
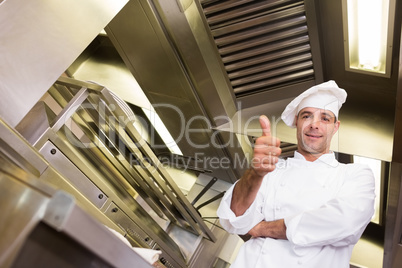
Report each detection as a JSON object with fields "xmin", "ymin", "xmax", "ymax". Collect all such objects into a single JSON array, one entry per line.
[{"xmin": 309, "ymin": 117, "xmax": 320, "ymax": 128}]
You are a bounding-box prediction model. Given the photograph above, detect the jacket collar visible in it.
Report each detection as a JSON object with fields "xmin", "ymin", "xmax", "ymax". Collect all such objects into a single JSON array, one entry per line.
[{"xmin": 292, "ymin": 151, "xmax": 339, "ymax": 167}]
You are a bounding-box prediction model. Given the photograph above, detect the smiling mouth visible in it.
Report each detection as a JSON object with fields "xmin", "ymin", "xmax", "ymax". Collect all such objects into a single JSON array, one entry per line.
[{"xmin": 305, "ymin": 133, "xmax": 322, "ymax": 139}]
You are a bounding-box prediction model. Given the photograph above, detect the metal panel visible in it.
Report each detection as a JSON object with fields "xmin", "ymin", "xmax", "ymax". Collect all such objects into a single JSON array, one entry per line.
[
  {"xmin": 0, "ymin": 159, "xmax": 50, "ymax": 267},
  {"xmin": 104, "ymin": 202, "xmax": 155, "ymax": 248},
  {"xmin": 39, "ymin": 141, "xmax": 108, "ymax": 209},
  {"xmin": 382, "ymin": 20, "xmax": 402, "ymax": 268},
  {"xmin": 199, "ymin": 0, "xmax": 318, "ymax": 97},
  {"xmin": 0, "ymin": 0, "xmax": 128, "ymax": 127}
]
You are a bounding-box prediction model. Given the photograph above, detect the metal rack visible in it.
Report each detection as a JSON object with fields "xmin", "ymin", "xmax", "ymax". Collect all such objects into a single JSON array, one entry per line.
[{"xmin": 16, "ymin": 76, "xmax": 216, "ymax": 267}]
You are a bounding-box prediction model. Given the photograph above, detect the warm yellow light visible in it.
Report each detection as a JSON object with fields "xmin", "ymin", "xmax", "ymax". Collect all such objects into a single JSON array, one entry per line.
[
  {"xmin": 357, "ymin": 0, "xmax": 383, "ymax": 69},
  {"xmin": 343, "ymin": 0, "xmax": 395, "ymax": 77},
  {"xmin": 353, "ymin": 155, "xmax": 382, "ymax": 225}
]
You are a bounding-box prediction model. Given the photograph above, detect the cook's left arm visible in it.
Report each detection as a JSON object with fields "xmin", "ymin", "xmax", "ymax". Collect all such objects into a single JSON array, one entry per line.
[{"xmin": 285, "ymin": 164, "xmax": 375, "ymax": 248}]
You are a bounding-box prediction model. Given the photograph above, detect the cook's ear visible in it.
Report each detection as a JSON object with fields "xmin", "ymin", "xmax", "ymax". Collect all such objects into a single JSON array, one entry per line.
[{"xmin": 333, "ymin": 120, "xmax": 340, "ymax": 133}]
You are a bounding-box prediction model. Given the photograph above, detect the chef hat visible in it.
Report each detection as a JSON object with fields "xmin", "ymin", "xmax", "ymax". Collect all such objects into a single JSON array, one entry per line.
[{"xmin": 281, "ymin": 80, "xmax": 347, "ymax": 128}]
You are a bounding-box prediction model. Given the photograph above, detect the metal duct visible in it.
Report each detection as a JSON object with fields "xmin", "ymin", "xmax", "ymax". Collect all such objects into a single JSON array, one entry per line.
[{"xmin": 200, "ymin": 0, "xmax": 317, "ymax": 97}]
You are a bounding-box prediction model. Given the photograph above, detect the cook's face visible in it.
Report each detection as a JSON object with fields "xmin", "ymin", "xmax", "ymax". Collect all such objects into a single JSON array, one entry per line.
[{"xmin": 296, "ymin": 107, "xmax": 340, "ymax": 156}]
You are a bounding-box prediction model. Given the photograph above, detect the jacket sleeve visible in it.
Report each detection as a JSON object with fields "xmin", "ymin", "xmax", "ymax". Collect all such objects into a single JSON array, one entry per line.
[
  {"xmin": 217, "ymin": 180, "xmax": 266, "ymax": 235},
  {"xmin": 285, "ymin": 163, "xmax": 375, "ymax": 249}
]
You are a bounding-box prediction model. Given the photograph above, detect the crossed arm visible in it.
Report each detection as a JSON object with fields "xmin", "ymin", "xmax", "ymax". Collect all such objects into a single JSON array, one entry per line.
[
  {"xmin": 230, "ymin": 167, "xmax": 287, "ymax": 240},
  {"xmin": 248, "ymin": 219, "xmax": 287, "ymax": 239}
]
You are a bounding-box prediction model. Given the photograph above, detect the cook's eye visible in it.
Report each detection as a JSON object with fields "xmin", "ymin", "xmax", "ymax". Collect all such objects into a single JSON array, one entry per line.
[
  {"xmin": 302, "ymin": 114, "xmax": 312, "ymax": 119},
  {"xmin": 322, "ymin": 117, "xmax": 331, "ymax": 122}
]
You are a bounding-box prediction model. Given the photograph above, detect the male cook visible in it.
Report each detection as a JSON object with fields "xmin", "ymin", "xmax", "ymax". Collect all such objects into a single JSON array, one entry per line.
[{"xmin": 217, "ymin": 80, "xmax": 375, "ymax": 267}]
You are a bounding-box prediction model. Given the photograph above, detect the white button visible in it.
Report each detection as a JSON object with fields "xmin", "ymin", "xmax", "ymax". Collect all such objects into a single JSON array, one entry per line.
[
  {"xmin": 280, "ymin": 181, "xmax": 286, "ymax": 186},
  {"xmin": 276, "ymin": 206, "xmax": 281, "ymax": 210},
  {"xmin": 298, "ymin": 260, "xmax": 303, "ymax": 265}
]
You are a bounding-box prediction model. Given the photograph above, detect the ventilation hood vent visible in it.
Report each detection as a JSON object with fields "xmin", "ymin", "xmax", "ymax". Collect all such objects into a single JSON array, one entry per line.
[{"xmin": 200, "ymin": 0, "xmax": 316, "ymax": 98}]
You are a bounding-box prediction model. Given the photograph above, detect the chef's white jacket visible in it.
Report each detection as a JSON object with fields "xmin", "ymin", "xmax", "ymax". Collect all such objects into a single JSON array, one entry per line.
[{"xmin": 217, "ymin": 152, "xmax": 375, "ymax": 268}]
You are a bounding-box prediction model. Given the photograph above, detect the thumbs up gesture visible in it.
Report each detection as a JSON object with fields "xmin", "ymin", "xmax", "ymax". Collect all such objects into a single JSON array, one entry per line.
[{"xmin": 251, "ymin": 115, "xmax": 282, "ymax": 177}]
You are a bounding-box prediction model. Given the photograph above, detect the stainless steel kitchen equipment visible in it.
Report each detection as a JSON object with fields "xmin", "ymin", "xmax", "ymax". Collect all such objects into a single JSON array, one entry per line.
[
  {"xmin": 2, "ymin": 0, "xmax": 402, "ymax": 267},
  {"xmin": 0, "ymin": 116, "xmax": 152, "ymax": 268},
  {"xmin": 15, "ymin": 76, "xmax": 217, "ymax": 268}
]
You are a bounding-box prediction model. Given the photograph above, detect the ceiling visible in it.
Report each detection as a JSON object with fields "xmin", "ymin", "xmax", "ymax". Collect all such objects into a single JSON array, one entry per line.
[{"xmin": 68, "ymin": 0, "xmax": 401, "ymax": 183}]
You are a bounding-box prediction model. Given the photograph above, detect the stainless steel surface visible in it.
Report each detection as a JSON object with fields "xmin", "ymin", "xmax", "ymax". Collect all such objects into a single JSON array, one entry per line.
[
  {"xmin": 106, "ymin": 0, "xmax": 250, "ymax": 183},
  {"xmin": 0, "ymin": 157, "xmax": 51, "ymax": 267},
  {"xmin": 17, "ymin": 76, "xmax": 217, "ymax": 267},
  {"xmin": 383, "ymin": 163, "xmax": 402, "ymax": 268},
  {"xmin": 184, "ymin": 174, "xmax": 231, "ymax": 268},
  {"xmin": 104, "ymin": 202, "xmax": 153, "ymax": 248},
  {"xmin": 63, "ymin": 76, "xmax": 214, "ymax": 239},
  {"xmin": 0, "ymin": 143, "xmax": 152, "ymax": 268},
  {"xmin": 202, "ymin": 0, "xmax": 321, "ymax": 96},
  {"xmin": 40, "ymin": 141, "xmax": 108, "ymax": 209},
  {"xmin": 0, "ymin": 0, "xmax": 128, "ymax": 128},
  {"xmin": 0, "ymin": 116, "xmax": 48, "ymax": 177},
  {"xmin": 185, "ymin": 220, "xmax": 229, "ymax": 268},
  {"xmin": 43, "ymin": 191, "xmax": 153, "ymax": 268},
  {"xmin": 382, "ymin": 22, "xmax": 402, "ymax": 268},
  {"xmin": 1, "ymin": 112, "xmax": 137, "ymax": 232}
]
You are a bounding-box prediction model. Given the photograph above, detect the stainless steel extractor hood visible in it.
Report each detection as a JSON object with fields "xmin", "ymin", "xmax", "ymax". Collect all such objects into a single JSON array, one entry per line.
[{"xmin": 101, "ymin": 0, "xmax": 398, "ymax": 183}]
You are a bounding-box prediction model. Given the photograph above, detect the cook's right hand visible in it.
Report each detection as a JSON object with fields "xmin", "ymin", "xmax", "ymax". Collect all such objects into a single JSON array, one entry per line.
[{"xmin": 251, "ymin": 115, "xmax": 282, "ymax": 177}]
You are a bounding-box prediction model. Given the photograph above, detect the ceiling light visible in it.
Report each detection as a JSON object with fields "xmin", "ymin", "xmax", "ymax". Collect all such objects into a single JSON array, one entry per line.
[{"xmin": 342, "ymin": 0, "xmax": 396, "ymax": 77}]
